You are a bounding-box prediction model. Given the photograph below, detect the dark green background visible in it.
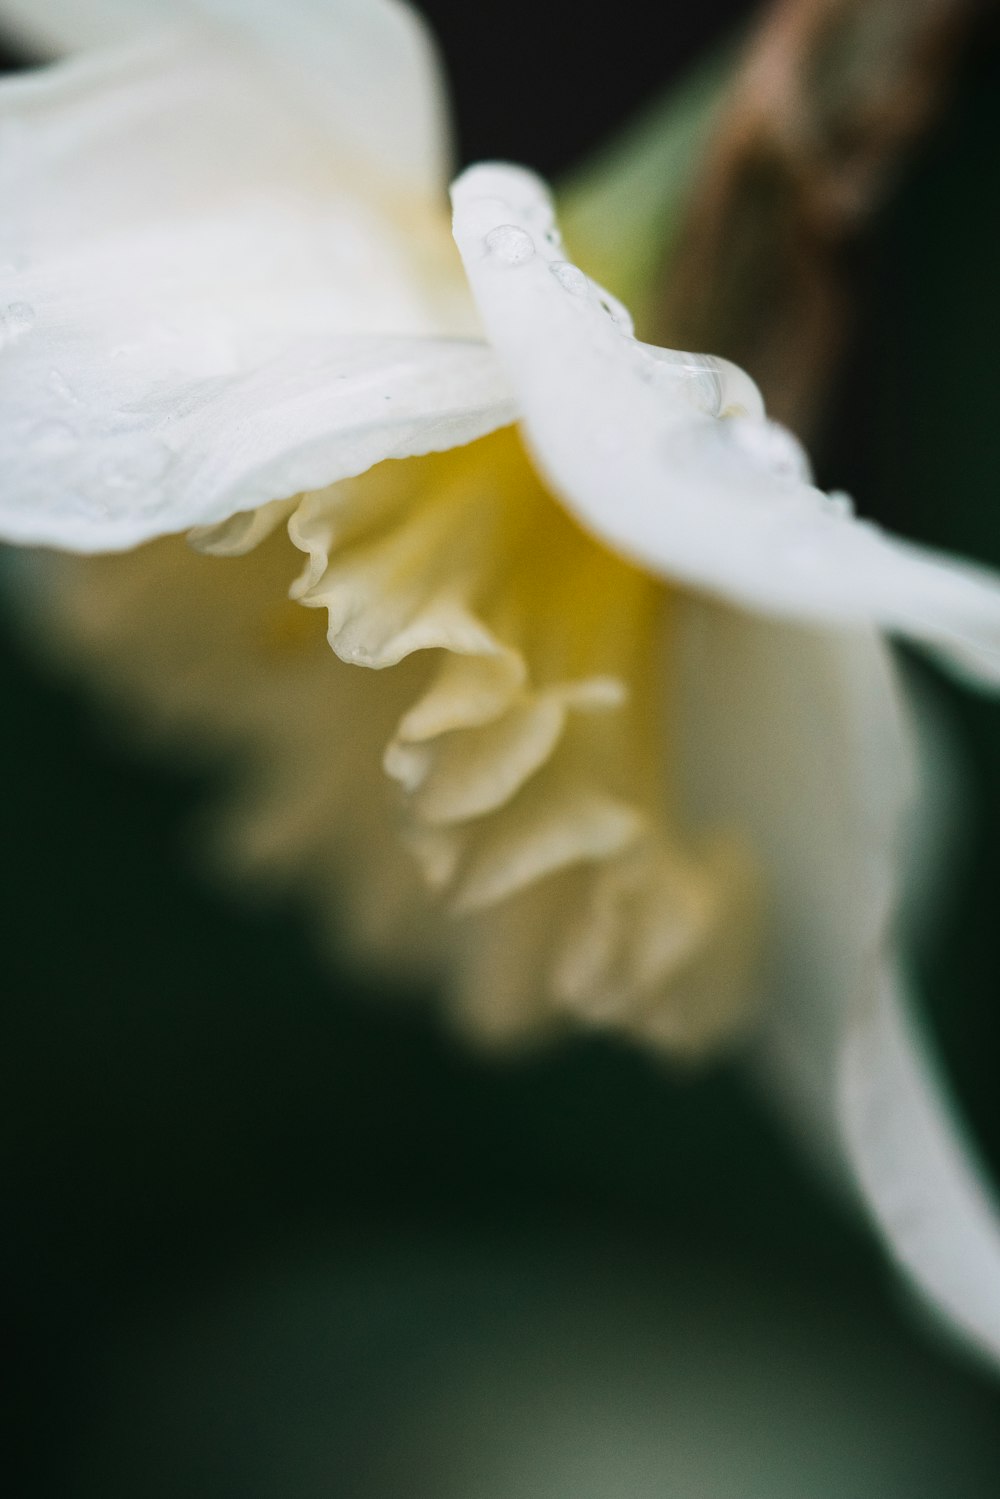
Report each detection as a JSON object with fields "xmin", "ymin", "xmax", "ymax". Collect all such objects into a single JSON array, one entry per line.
[{"xmin": 3, "ymin": 2, "xmax": 1000, "ymax": 1492}]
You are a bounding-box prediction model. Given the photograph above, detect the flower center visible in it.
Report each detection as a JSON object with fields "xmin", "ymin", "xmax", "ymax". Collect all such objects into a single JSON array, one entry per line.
[{"xmin": 46, "ymin": 427, "xmax": 758, "ymax": 1052}]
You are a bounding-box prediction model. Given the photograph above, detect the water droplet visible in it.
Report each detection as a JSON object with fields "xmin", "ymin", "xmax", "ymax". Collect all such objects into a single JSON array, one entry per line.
[
  {"xmin": 0, "ymin": 301, "xmax": 35, "ymax": 346},
  {"xmin": 549, "ymin": 260, "xmax": 588, "ymax": 296},
  {"xmin": 713, "ymin": 360, "xmax": 763, "ymax": 419},
  {"xmin": 638, "ymin": 348, "xmax": 724, "ymax": 415},
  {"xmin": 637, "ymin": 345, "xmax": 765, "ymax": 421},
  {"xmin": 484, "ymin": 224, "xmax": 535, "ymax": 265},
  {"xmin": 725, "ymin": 416, "xmax": 812, "ymax": 483},
  {"xmin": 597, "ymin": 291, "xmax": 634, "ymax": 336},
  {"xmin": 822, "ymin": 489, "xmax": 855, "ymax": 519}
]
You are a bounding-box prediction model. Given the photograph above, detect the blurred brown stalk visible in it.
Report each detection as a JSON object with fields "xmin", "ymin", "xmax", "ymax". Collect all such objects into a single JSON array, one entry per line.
[{"xmin": 657, "ymin": 0, "xmax": 984, "ymax": 432}]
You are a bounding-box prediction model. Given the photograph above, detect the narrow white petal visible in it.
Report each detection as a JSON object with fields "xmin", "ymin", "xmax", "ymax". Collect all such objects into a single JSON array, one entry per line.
[
  {"xmin": 675, "ymin": 595, "xmax": 1000, "ymax": 1363},
  {"xmin": 673, "ymin": 597, "xmax": 909, "ymax": 1163},
  {"xmin": 0, "ymin": 0, "xmax": 449, "ymax": 195},
  {"xmin": 451, "ymin": 164, "xmax": 1000, "ymax": 687},
  {"xmin": 841, "ymin": 968, "xmax": 1000, "ymax": 1367},
  {"xmin": 0, "ymin": 34, "xmax": 511, "ymax": 550}
]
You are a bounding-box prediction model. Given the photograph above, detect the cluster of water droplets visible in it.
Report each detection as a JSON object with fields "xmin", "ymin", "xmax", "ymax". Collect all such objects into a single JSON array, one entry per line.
[
  {"xmin": 477, "ymin": 205, "xmax": 623, "ymax": 471},
  {"xmin": 482, "ymin": 211, "xmax": 786, "ymax": 436},
  {"xmin": 476, "ymin": 198, "xmax": 881, "ymax": 591},
  {"xmin": 484, "ymin": 213, "xmax": 641, "ymax": 349}
]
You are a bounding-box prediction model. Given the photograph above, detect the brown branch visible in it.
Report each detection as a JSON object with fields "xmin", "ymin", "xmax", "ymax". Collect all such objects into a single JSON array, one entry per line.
[{"xmin": 655, "ymin": 0, "xmax": 984, "ymax": 433}]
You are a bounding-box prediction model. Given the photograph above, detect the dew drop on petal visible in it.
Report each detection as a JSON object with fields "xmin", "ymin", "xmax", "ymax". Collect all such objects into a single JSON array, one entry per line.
[
  {"xmin": 597, "ymin": 291, "xmax": 634, "ymax": 336},
  {"xmin": 725, "ymin": 415, "xmax": 813, "ymax": 483},
  {"xmin": 681, "ymin": 361, "xmax": 723, "ymax": 416},
  {"xmin": 549, "ymin": 260, "xmax": 589, "ymax": 296},
  {"xmin": 484, "ymin": 224, "xmax": 535, "ymax": 265},
  {"xmin": 638, "ymin": 348, "xmax": 725, "ymax": 415},
  {"xmin": 0, "ymin": 301, "xmax": 35, "ymax": 346},
  {"xmin": 638, "ymin": 346, "xmax": 765, "ymax": 421},
  {"xmin": 822, "ymin": 489, "xmax": 855, "ymax": 519}
]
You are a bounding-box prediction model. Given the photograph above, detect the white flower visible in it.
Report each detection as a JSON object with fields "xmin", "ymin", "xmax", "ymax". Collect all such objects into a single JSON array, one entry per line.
[{"xmin": 2, "ymin": 0, "xmax": 1000, "ymax": 1368}]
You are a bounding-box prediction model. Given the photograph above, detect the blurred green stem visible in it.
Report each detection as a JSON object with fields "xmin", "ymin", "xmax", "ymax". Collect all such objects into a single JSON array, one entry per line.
[{"xmin": 558, "ymin": 50, "xmax": 735, "ymax": 326}]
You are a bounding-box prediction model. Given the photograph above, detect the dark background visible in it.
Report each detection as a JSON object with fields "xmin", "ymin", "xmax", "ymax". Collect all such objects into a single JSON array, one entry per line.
[{"xmin": 3, "ymin": 0, "xmax": 1000, "ymax": 1492}]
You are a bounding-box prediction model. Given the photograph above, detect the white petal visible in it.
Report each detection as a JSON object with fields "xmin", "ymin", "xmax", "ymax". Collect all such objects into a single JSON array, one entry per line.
[
  {"xmin": 0, "ymin": 33, "xmax": 512, "ymax": 551},
  {"xmin": 451, "ymin": 164, "xmax": 1000, "ymax": 687},
  {"xmin": 674, "ymin": 594, "xmax": 1000, "ymax": 1363},
  {"xmin": 0, "ymin": 0, "xmax": 160, "ymax": 53},
  {"xmin": 2, "ymin": 330, "xmax": 513, "ymax": 552},
  {"xmin": 674, "ymin": 598, "xmax": 909, "ymax": 1159},
  {"xmin": 841, "ymin": 967, "xmax": 1000, "ymax": 1367},
  {"xmin": 0, "ymin": 0, "xmax": 449, "ymax": 195}
]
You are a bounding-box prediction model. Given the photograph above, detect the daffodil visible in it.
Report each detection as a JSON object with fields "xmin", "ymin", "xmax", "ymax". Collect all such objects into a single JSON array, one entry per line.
[{"xmin": 2, "ymin": 0, "xmax": 1000, "ymax": 1369}]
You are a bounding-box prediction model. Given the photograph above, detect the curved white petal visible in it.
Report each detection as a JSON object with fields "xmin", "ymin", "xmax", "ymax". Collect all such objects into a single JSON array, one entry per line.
[
  {"xmin": 842, "ymin": 968, "xmax": 1000, "ymax": 1367},
  {"xmin": 451, "ymin": 164, "xmax": 1000, "ymax": 688},
  {"xmin": 673, "ymin": 599, "xmax": 908, "ymax": 1156},
  {"xmin": 0, "ymin": 32, "xmax": 510, "ymax": 551},
  {"xmin": 0, "ymin": 0, "xmax": 449, "ymax": 196},
  {"xmin": 674, "ymin": 595, "xmax": 1000, "ymax": 1366},
  {"xmin": 2, "ymin": 326, "xmax": 514, "ymax": 552}
]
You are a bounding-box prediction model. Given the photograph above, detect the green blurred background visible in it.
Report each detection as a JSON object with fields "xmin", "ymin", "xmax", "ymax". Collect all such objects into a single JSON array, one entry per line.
[{"xmin": 2, "ymin": 1, "xmax": 1000, "ymax": 1493}]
